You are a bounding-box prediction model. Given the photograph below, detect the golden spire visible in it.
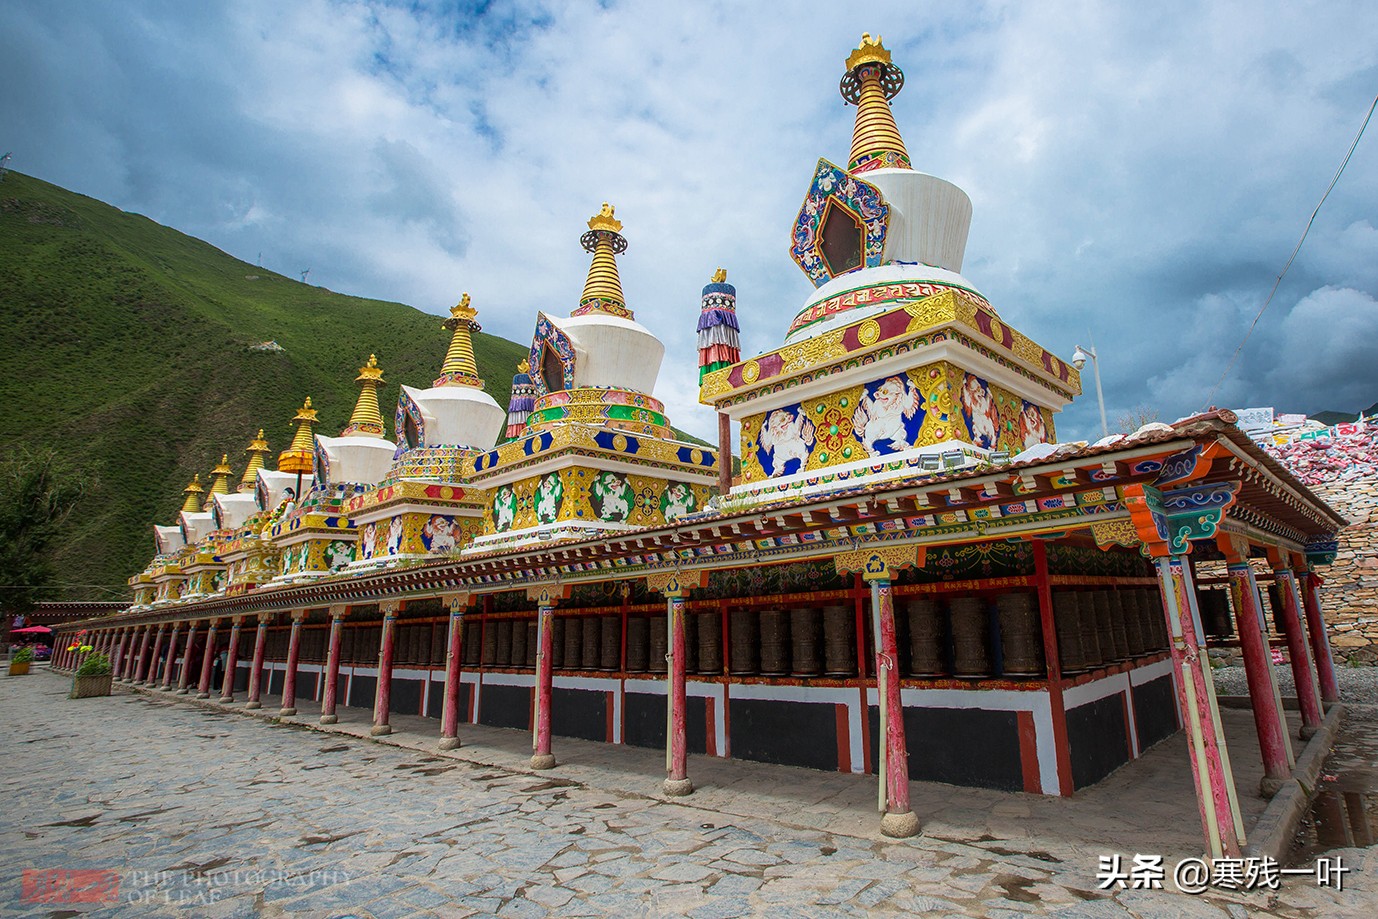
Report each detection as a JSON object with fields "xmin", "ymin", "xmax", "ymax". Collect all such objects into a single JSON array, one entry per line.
[
  {"xmin": 239, "ymin": 429, "xmax": 270, "ymax": 492},
  {"xmin": 841, "ymin": 34, "xmax": 911, "ymax": 174},
  {"xmin": 343, "ymin": 354, "xmax": 387, "ymax": 436},
  {"xmin": 435, "ymin": 294, "xmax": 485, "ymax": 389},
  {"xmin": 180, "ymin": 475, "xmax": 205, "ymax": 514},
  {"xmin": 573, "ymin": 203, "xmax": 632, "ymax": 319},
  {"xmin": 277, "ymin": 397, "xmax": 318, "ymax": 474},
  {"xmin": 208, "ymin": 455, "xmax": 234, "ymax": 496}
]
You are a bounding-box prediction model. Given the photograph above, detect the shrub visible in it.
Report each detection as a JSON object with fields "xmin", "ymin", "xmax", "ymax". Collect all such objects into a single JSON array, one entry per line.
[
  {"xmin": 12, "ymin": 646, "xmax": 35, "ymax": 663},
  {"xmin": 75, "ymin": 652, "xmax": 112, "ymax": 677}
]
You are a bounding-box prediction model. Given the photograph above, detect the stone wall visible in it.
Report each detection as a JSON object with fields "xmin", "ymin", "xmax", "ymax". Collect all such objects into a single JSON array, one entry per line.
[{"xmin": 1308, "ymin": 477, "xmax": 1378, "ymax": 664}]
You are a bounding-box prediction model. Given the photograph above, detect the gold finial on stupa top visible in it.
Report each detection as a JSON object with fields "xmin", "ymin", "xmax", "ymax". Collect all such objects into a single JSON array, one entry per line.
[
  {"xmin": 343, "ymin": 354, "xmax": 387, "ymax": 436},
  {"xmin": 574, "ymin": 203, "xmax": 632, "ymax": 319},
  {"xmin": 711, "ymin": 267, "xmax": 727, "ymax": 284},
  {"xmin": 278, "ymin": 397, "xmax": 318, "ymax": 474},
  {"xmin": 180, "ymin": 474, "xmax": 205, "ymax": 514},
  {"xmin": 840, "ymin": 33, "xmax": 911, "ymax": 174},
  {"xmin": 435, "ymin": 294, "xmax": 485, "ymax": 389},
  {"xmin": 208, "ymin": 454, "xmax": 234, "ymax": 496},
  {"xmin": 518, "ymin": 358, "xmax": 530, "ymax": 374},
  {"xmin": 240, "ymin": 429, "xmax": 270, "ymax": 491}
]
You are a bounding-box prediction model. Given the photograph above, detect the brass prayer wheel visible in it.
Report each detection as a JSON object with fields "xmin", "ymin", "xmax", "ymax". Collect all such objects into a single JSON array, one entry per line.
[
  {"xmin": 626, "ymin": 616, "xmax": 648, "ymax": 672},
  {"xmin": 1053, "ymin": 590, "xmax": 1086, "ymax": 673},
  {"xmin": 996, "ymin": 593, "xmax": 1044, "ymax": 677},
  {"xmin": 1087, "ymin": 591, "xmax": 1117, "ymax": 662},
  {"xmin": 758, "ymin": 608, "xmax": 790, "ymax": 675},
  {"xmin": 481, "ymin": 618, "xmax": 498, "ymax": 667},
  {"xmin": 599, "ymin": 616, "xmax": 620, "ymax": 671},
  {"xmin": 697, "ymin": 611, "xmax": 723, "ymax": 674},
  {"xmin": 822, "ymin": 604, "xmax": 855, "ymax": 677},
  {"xmin": 682, "ymin": 612, "xmax": 698, "ymax": 674},
  {"xmin": 577, "ymin": 616, "xmax": 598, "ymax": 670},
  {"xmin": 462, "ymin": 620, "xmax": 481, "ymax": 667},
  {"xmin": 648, "ymin": 615, "xmax": 668, "ymax": 674},
  {"xmin": 904, "ymin": 596, "xmax": 945, "ymax": 677},
  {"xmin": 563, "ymin": 615, "xmax": 581, "ymax": 669},
  {"xmin": 550, "ymin": 617, "xmax": 566, "ymax": 669},
  {"xmin": 525, "ymin": 621, "xmax": 537, "ymax": 667},
  {"xmin": 511, "ymin": 617, "xmax": 528, "ymax": 667},
  {"xmin": 494, "ymin": 619, "xmax": 512, "ymax": 667},
  {"xmin": 1115, "ymin": 592, "xmax": 1145, "ymax": 658},
  {"xmin": 729, "ymin": 607, "xmax": 758, "ymax": 675},
  {"xmin": 1078, "ymin": 592, "xmax": 1104, "ymax": 668},
  {"xmin": 790, "ymin": 607, "xmax": 823, "ymax": 676},
  {"xmin": 948, "ymin": 597, "xmax": 992, "ymax": 678}
]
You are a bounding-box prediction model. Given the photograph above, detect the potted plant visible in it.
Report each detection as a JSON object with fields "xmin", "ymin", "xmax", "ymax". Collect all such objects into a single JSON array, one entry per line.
[
  {"xmin": 71, "ymin": 649, "xmax": 114, "ymax": 698},
  {"xmin": 9, "ymin": 646, "xmax": 34, "ymax": 676}
]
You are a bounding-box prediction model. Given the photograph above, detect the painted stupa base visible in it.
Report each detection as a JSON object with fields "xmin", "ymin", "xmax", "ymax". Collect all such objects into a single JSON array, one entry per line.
[
  {"xmin": 525, "ymin": 387, "xmax": 672, "ymax": 439},
  {"xmin": 379, "ymin": 446, "xmax": 483, "ymax": 487},
  {"xmin": 465, "ymin": 518, "xmax": 637, "ymax": 554},
  {"xmin": 344, "ymin": 483, "xmax": 487, "ymax": 573}
]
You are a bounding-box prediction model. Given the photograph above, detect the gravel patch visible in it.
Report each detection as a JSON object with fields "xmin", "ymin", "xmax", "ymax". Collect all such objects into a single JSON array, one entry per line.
[{"xmin": 1212, "ymin": 663, "xmax": 1378, "ymax": 708}]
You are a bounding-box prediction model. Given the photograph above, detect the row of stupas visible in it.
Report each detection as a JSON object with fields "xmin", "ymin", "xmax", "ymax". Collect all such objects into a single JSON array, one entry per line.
[{"xmin": 129, "ymin": 33, "xmax": 1078, "ymax": 609}]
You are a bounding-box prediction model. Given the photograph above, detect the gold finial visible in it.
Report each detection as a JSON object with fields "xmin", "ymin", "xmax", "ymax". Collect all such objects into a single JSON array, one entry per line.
[
  {"xmin": 208, "ymin": 454, "xmax": 234, "ymax": 496},
  {"xmin": 711, "ymin": 268, "xmax": 727, "ymax": 283},
  {"xmin": 574, "ymin": 203, "xmax": 632, "ymax": 319},
  {"xmin": 344, "ymin": 354, "xmax": 387, "ymax": 436},
  {"xmin": 840, "ymin": 33, "xmax": 911, "ymax": 174},
  {"xmin": 587, "ymin": 202, "xmax": 623, "ymax": 233},
  {"xmin": 240, "ymin": 429, "xmax": 270, "ymax": 491},
  {"xmin": 436, "ymin": 294, "xmax": 485, "ymax": 389},
  {"xmin": 180, "ymin": 474, "xmax": 206, "ymax": 514},
  {"xmin": 518, "ymin": 358, "xmax": 530, "ymax": 374},
  {"xmin": 278, "ymin": 398, "xmax": 318, "ymax": 474}
]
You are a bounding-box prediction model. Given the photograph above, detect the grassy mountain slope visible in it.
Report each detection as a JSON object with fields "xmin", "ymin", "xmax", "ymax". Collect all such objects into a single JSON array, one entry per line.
[{"xmin": 1, "ymin": 171, "xmax": 528, "ymax": 599}]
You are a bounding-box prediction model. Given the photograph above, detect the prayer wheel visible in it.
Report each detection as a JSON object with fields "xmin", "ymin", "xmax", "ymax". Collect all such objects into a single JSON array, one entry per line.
[
  {"xmin": 821, "ymin": 605, "xmax": 855, "ymax": 677},
  {"xmin": 1198, "ymin": 589, "xmax": 1233, "ymax": 638},
  {"xmin": 581, "ymin": 616, "xmax": 601, "ymax": 671},
  {"xmin": 758, "ymin": 608, "xmax": 790, "ymax": 676},
  {"xmin": 511, "ymin": 617, "xmax": 528, "ymax": 667},
  {"xmin": 563, "ymin": 616, "xmax": 582, "ymax": 669},
  {"xmin": 1116, "ymin": 592, "xmax": 1145, "ymax": 658},
  {"xmin": 481, "ymin": 618, "xmax": 498, "ymax": 667},
  {"xmin": 1267, "ymin": 584, "xmax": 1286, "ymax": 636},
  {"xmin": 494, "ymin": 619, "xmax": 513, "ymax": 667},
  {"xmin": 648, "ymin": 616, "xmax": 668, "ymax": 674},
  {"xmin": 696, "ymin": 611, "xmax": 723, "ymax": 674},
  {"xmin": 1146, "ymin": 588, "xmax": 1168, "ymax": 650},
  {"xmin": 599, "ymin": 616, "xmax": 620, "ymax": 671},
  {"xmin": 525, "ymin": 621, "xmax": 537, "ymax": 667},
  {"xmin": 904, "ymin": 596, "xmax": 945, "ymax": 677},
  {"xmin": 1087, "ymin": 591, "xmax": 1116, "ymax": 662},
  {"xmin": 462, "ymin": 621, "xmax": 481, "ymax": 667},
  {"xmin": 996, "ymin": 593, "xmax": 1044, "ymax": 677},
  {"xmin": 790, "ymin": 607, "xmax": 823, "ymax": 676},
  {"xmin": 1053, "ymin": 590, "xmax": 1086, "ymax": 674},
  {"xmin": 682, "ymin": 613, "xmax": 698, "ymax": 674},
  {"xmin": 1078, "ymin": 593, "xmax": 1104, "ymax": 668},
  {"xmin": 729, "ymin": 607, "xmax": 758, "ymax": 675},
  {"xmin": 550, "ymin": 618, "xmax": 566, "ymax": 669},
  {"xmin": 626, "ymin": 616, "xmax": 648, "ymax": 672},
  {"xmin": 948, "ymin": 597, "xmax": 992, "ymax": 678}
]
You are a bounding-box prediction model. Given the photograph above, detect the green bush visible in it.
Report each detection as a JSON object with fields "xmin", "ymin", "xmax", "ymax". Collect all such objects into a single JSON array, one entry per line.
[
  {"xmin": 75, "ymin": 651, "xmax": 112, "ymax": 677},
  {"xmin": 12, "ymin": 646, "xmax": 35, "ymax": 663}
]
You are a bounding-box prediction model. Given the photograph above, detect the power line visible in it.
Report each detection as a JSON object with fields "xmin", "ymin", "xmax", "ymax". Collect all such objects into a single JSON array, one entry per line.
[{"xmin": 1203, "ymin": 91, "xmax": 1378, "ymax": 409}]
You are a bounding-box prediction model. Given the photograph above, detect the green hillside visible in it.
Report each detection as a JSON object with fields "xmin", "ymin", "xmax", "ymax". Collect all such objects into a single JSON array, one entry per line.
[{"xmin": 1, "ymin": 171, "xmax": 529, "ymax": 600}]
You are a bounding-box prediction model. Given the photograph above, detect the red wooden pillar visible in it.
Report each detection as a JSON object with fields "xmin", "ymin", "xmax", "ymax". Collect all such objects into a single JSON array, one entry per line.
[
  {"xmin": 1225, "ymin": 560, "xmax": 1293, "ymax": 792},
  {"xmin": 279, "ymin": 611, "xmax": 306, "ymax": 716},
  {"xmin": 197, "ymin": 619, "xmax": 219, "ymax": 698},
  {"xmin": 664, "ymin": 593, "xmax": 693, "ymax": 796},
  {"xmin": 1299, "ymin": 570, "xmax": 1340, "ymax": 705},
  {"xmin": 871, "ymin": 576, "xmax": 918, "ymax": 837},
  {"xmin": 111, "ymin": 629, "xmax": 130, "ymax": 681},
  {"xmin": 370, "ymin": 603, "xmax": 398, "ymax": 736},
  {"xmin": 244, "ymin": 616, "xmax": 270, "ymax": 709},
  {"xmin": 138, "ymin": 625, "xmax": 164, "ymax": 685},
  {"xmin": 1274, "ymin": 566, "xmax": 1324, "ymax": 737},
  {"xmin": 439, "ymin": 595, "xmax": 469, "ymax": 750},
  {"xmin": 320, "ymin": 606, "xmax": 346, "ymax": 724},
  {"xmin": 220, "ymin": 618, "xmax": 243, "ymax": 702},
  {"xmin": 532, "ymin": 601, "xmax": 557, "ymax": 769},
  {"xmin": 160, "ymin": 623, "xmax": 182, "ymax": 690},
  {"xmin": 125, "ymin": 627, "xmax": 147, "ymax": 681},
  {"xmin": 1031, "ymin": 540, "xmax": 1074, "ymax": 796},
  {"xmin": 176, "ymin": 621, "xmax": 199, "ymax": 693},
  {"xmin": 1156, "ymin": 555, "xmax": 1246, "ymax": 858}
]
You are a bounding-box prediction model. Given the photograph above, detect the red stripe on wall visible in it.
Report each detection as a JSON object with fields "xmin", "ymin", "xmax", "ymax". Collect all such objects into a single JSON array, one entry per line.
[
  {"xmin": 705, "ymin": 697, "xmax": 717, "ymax": 757},
  {"xmin": 1016, "ymin": 709, "xmax": 1041, "ymax": 794},
  {"xmin": 835, "ymin": 704, "xmax": 852, "ymax": 773}
]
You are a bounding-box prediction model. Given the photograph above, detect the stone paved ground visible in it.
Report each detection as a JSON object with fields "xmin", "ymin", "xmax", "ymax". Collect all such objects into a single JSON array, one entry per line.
[{"xmin": 1, "ymin": 670, "xmax": 1373, "ymax": 918}]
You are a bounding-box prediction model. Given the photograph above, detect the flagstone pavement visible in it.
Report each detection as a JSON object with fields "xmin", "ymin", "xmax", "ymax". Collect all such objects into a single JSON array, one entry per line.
[{"xmin": 1, "ymin": 668, "xmax": 1372, "ymax": 918}]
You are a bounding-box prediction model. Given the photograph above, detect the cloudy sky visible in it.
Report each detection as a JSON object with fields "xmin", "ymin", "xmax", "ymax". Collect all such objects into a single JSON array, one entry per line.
[{"xmin": 5, "ymin": 0, "xmax": 1377, "ymax": 444}]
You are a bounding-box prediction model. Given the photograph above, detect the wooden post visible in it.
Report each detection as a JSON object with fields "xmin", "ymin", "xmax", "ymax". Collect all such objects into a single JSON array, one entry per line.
[
  {"xmin": 532, "ymin": 600, "xmax": 557, "ymax": 769},
  {"xmin": 138, "ymin": 625, "xmax": 164, "ymax": 685},
  {"xmin": 1032, "ymin": 540, "xmax": 1075, "ymax": 796},
  {"xmin": 1274, "ymin": 565, "xmax": 1324, "ymax": 737},
  {"xmin": 176, "ymin": 621, "xmax": 199, "ymax": 693},
  {"xmin": 160, "ymin": 622, "xmax": 182, "ymax": 690},
  {"xmin": 665, "ymin": 592, "xmax": 693, "ymax": 796},
  {"xmin": 112, "ymin": 629, "xmax": 130, "ymax": 681},
  {"xmin": 128, "ymin": 626, "xmax": 151, "ymax": 682},
  {"xmin": 1299, "ymin": 570, "xmax": 1340, "ymax": 705},
  {"xmin": 1225, "ymin": 559, "xmax": 1293, "ymax": 793},
  {"xmin": 872, "ymin": 576, "xmax": 918, "ymax": 837},
  {"xmin": 244, "ymin": 616, "xmax": 269, "ymax": 709},
  {"xmin": 219, "ymin": 618, "xmax": 243, "ymax": 703},
  {"xmin": 717, "ymin": 412, "xmax": 732, "ymax": 497},
  {"xmin": 319, "ymin": 606, "xmax": 346, "ymax": 723},
  {"xmin": 1156, "ymin": 555, "xmax": 1246, "ymax": 858},
  {"xmin": 196, "ymin": 620, "xmax": 219, "ymax": 698},
  {"xmin": 279, "ymin": 611, "xmax": 306, "ymax": 716},
  {"xmin": 370, "ymin": 602, "xmax": 399, "ymax": 736},
  {"xmin": 439, "ymin": 594, "xmax": 470, "ymax": 750}
]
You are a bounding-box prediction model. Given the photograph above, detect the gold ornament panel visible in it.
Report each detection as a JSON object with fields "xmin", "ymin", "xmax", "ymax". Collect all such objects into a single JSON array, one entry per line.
[
  {"xmin": 945, "ymin": 364, "xmax": 1055, "ymax": 455},
  {"xmin": 485, "ymin": 467, "xmax": 713, "ymax": 533}
]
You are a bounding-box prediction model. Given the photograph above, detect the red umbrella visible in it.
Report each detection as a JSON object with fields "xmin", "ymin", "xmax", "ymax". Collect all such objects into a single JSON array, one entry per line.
[{"xmin": 10, "ymin": 626, "xmax": 53, "ymax": 635}]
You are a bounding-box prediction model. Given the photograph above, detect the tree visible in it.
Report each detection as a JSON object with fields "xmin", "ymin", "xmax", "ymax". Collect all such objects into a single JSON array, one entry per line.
[
  {"xmin": 1116, "ymin": 404, "xmax": 1161, "ymax": 434},
  {"xmin": 0, "ymin": 450, "xmax": 86, "ymax": 617}
]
